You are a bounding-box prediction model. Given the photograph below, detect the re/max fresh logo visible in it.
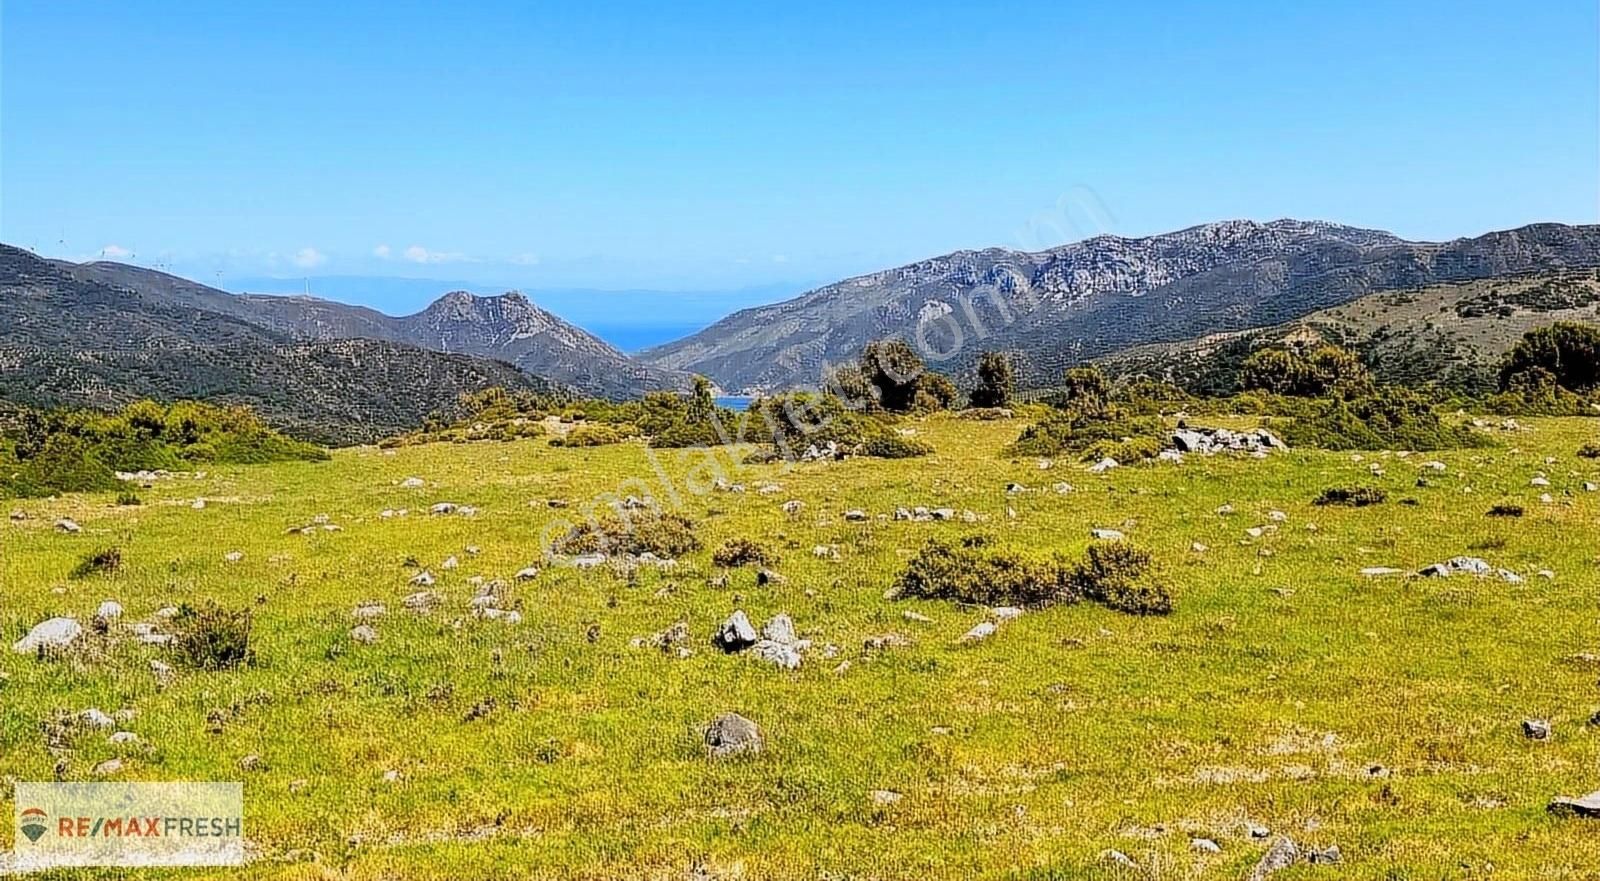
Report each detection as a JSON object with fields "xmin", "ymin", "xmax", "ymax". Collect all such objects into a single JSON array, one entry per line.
[
  {"xmin": 19, "ymin": 807, "xmax": 47, "ymax": 843},
  {"xmin": 19, "ymin": 812, "xmax": 242, "ymax": 841}
]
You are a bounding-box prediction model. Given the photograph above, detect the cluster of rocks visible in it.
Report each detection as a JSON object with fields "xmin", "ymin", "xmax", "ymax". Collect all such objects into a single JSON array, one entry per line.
[
  {"xmin": 429, "ymin": 502, "xmax": 478, "ymax": 517},
  {"xmin": 1417, "ymin": 556, "xmax": 1523, "ymax": 584},
  {"xmin": 959, "ymin": 607, "xmax": 1024, "ymax": 645},
  {"xmin": 712, "ymin": 611, "xmax": 810, "ymax": 669},
  {"xmin": 800, "ymin": 441, "xmax": 851, "ymax": 462},
  {"xmin": 287, "ymin": 514, "xmax": 341, "ymax": 535},
  {"xmin": 1168, "ymin": 426, "xmax": 1287, "ymax": 459},
  {"xmin": 893, "ymin": 506, "xmax": 956, "ymax": 522}
]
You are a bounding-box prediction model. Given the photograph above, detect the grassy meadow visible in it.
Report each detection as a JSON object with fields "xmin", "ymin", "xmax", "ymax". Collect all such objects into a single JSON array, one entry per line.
[{"xmin": 4, "ymin": 413, "xmax": 1600, "ymax": 879}]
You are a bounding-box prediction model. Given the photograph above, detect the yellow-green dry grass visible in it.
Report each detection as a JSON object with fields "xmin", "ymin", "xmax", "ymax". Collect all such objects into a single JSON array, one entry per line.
[{"xmin": 3, "ymin": 415, "xmax": 1600, "ymax": 880}]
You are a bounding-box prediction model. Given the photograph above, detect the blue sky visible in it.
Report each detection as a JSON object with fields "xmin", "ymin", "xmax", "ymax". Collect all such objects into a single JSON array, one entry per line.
[{"xmin": 2, "ymin": 0, "xmax": 1595, "ymax": 304}]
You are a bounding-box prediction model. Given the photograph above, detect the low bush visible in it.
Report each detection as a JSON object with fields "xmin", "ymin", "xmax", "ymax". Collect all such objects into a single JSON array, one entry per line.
[
  {"xmin": 115, "ymin": 490, "xmax": 142, "ymax": 506},
  {"xmin": 1280, "ymin": 387, "xmax": 1490, "ymax": 451},
  {"xmin": 170, "ymin": 601, "xmax": 255, "ymax": 671},
  {"xmin": 553, "ymin": 424, "xmax": 632, "ymax": 447},
  {"xmin": 1068, "ymin": 543, "xmax": 1173, "ymax": 616},
  {"xmin": 1007, "ymin": 399, "xmax": 1164, "ymax": 461},
  {"xmin": 557, "ymin": 511, "xmax": 701, "ymax": 559},
  {"xmin": 894, "ymin": 537, "xmax": 1069, "ymax": 608},
  {"xmin": 862, "ymin": 433, "xmax": 934, "ymax": 459},
  {"xmin": 69, "ymin": 547, "xmax": 122, "ymax": 580},
  {"xmin": 1487, "ymin": 503, "xmax": 1525, "ymax": 518},
  {"xmin": 1313, "ymin": 487, "xmax": 1388, "ymax": 507},
  {"xmin": 712, "ymin": 538, "xmax": 779, "ymax": 568},
  {"xmin": 1, "ymin": 401, "xmax": 326, "ymax": 499},
  {"xmin": 1579, "ymin": 443, "xmax": 1600, "ymax": 459}
]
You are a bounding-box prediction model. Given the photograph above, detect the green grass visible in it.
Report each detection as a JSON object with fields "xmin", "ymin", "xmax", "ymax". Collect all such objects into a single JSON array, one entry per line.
[{"xmin": 4, "ymin": 415, "xmax": 1600, "ymax": 879}]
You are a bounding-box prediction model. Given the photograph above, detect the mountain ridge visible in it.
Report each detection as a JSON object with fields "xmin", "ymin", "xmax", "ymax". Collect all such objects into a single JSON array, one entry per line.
[
  {"xmin": 639, "ymin": 220, "xmax": 1600, "ymax": 392},
  {"xmin": 54, "ymin": 256, "xmax": 691, "ymax": 398}
]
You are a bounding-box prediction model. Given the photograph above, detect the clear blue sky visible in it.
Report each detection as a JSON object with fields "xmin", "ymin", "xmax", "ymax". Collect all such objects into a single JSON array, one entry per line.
[{"xmin": 2, "ymin": 0, "xmax": 1595, "ymax": 295}]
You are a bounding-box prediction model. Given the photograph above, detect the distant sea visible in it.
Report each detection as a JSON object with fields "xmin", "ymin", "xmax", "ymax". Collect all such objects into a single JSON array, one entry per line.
[{"xmin": 715, "ymin": 396, "xmax": 753, "ymax": 411}]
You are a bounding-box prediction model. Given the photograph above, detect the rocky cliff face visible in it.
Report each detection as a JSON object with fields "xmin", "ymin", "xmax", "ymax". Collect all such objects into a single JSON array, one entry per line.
[{"xmin": 640, "ymin": 220, "xmax": 1600, "ymax": 391}]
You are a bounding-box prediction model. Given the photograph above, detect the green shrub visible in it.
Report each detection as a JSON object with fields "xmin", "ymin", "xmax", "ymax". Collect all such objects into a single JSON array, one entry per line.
[
  {"xmin": 1499, "ymin": 322, "xmax": 1600, "ymax": 394},
  {"xmin": 1069, "ymin": 543, "xmax": 1173, "ymax": 616},
  {"xmin": 712, "ymin": 538, "xmax": 778, "ymax": 568},
  {"xmin": 1313, "ymin": 487, "xmax": 1388, "ymax": 507},
  {"xmin": 555, "ymin": 424, "xmax": 632, "ymax": 447},
  {"xmin": 1487, "ymin": 503, "xmax": 1525, "ymax": 518},
  {"xmin": 1008, "ymin": 398, "xmax": 1163, "ymax": 461},
  {"xmin": 894, "ymin": 537, "xmax": 1069, "ymax": 607},
  {"xmin": 170, "ymin": 601, "xmax": 255, "ymax": 671},
  {"xmin": 1281, "ymin": 386, "xmax": 1489, "ymax": 451},
  {"xmin": 1580, "ymin": 444, "xmax": 1600, "ymax": 459},
  {"xmin": 862, "ymin": 433, "xmax": 934, "ymax": 459},
  {"xmin": 970, "ymin": 352, "xmax": 1015, "ymax": 408},
  {"xmin": 115, "ymin": 490, "xmax": 142, "ymax": 506},
  {"xmin": 69, "ymin": 547, "xmax": 122, "ymax": 580},
  {"xmin": 557, "ymin": 511, "xmax": 701, "ymax": 559}
]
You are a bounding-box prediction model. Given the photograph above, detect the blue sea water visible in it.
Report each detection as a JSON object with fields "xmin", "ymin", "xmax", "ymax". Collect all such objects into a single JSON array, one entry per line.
[{"xmin": 715, "ymin": 396, "xmax": 753, "ymax": 411}]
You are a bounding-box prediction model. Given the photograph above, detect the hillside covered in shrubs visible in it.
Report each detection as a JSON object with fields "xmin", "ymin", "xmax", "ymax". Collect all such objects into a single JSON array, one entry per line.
[{"xmin": 0, "ymin": 400, "xmax": 328, "ymax": 498}]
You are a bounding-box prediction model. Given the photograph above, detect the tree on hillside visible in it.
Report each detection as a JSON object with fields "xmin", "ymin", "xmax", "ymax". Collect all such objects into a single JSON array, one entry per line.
[
  {"xmin": 970, "ymin": 351, "xmax": 1015, "ymax": 408},
  {"xmin": 860, "ymin": 339, "xmax": 927, "ymax": 412},
  {"xmin": 1499, "ymin": 322, "xmax": 1600, "ymax": 393},
  {"xmin": 686, "ymin": 375, "xmax": 716, "ymax": 424},
  {"xmin": 1240, "ymin": 344, "xmax": 1371, "ymax": 397},
  {"xmin": 1059, "ymin": 366, "xmax": 1111, "ymax": 409}
]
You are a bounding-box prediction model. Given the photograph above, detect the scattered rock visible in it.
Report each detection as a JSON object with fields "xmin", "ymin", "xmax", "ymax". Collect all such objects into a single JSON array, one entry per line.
[
  {"xmin": 224, "ymin": 551, "xmax": 244, "ymax": 563},
  {"xmin": 1523, "ymin": 719, "xmax": 1552, "ymax": 740},
  {"xmin": 409, "ymin": 570, "xmax": 436, "ymax": 587},
  {"xmin": 1191, "ymin": 838, "xmax": 1222, "ymax": 854},
  {"xmin": 1549, "ymin": 791, "xmax": 1600, "ymax": 818},
  {"xmin": 960, "ymin": 621, "xmax": 998, "ymax": 644},
  {"xmin": 761, "ymin": 614, "xmax": 799, "ymax": 646},
  {"xmin": 94, "ymin": 601, "xmax": 124, "ymax": 624},
  {"xmin": 56, "ymin": 518, "xmax": 82, "ymax": 534},
  {"xmin": 712, "ymin": 611, "xmax": 759, "ymax": 653},
  {"xmin": 870, "ymin": 789, "xmax": 903, "ymax": 806},
  {"xmin": 429, "ymin": 502, "xmax": 459, "ymax": 515},
  {"xmin": 109, "ymin": 731, "xmax": 139, "ymax": 745},
  {"xmin": 989, "ymin": 606, "xmax": 1023, "ymax": 622},
  {"xmin": 93, "ymin": 758, "xmax": 124, "ymax": 777},
  {"xmin": 756, "ymin": 568, "xmax": 785, "ymax": 586},
  {"xmin": 1248, "ymin": 837, "xmax": 1299, "ymax": 880},
  {"xmin": 13, "ymin": 617, "xmax": 83, "ymax": 654},
  {"xmin": 514, "ymin": 566, "xmax": 540, "ymax": 581},
  {"xmin": 81, "ymin": 708, "xmax": 115, "ymax": 729},
  {"xmin": 781, "ymin": 500, "xmax": 804, "ymax": 515},
  {"xmin": 1090, "ymin": 528, "xmax": 1125, "ymax": 541},
  {"xmin": 704, "ymin": 712, "xmax": 763, "ymax": 758},
  {"xmin": 843, "ymin": 509, "xmax": 868, "ymax": 522},
  {"xmin": 350, "ymin": 625, "xmax": 379, "ymax": 644},
  {"xmin": 402, "ymin": 591, "xmax": 439, "ymax": 612},
  {"xmin": 1305, "ymin": 845, "xmax": 1342, "ymax": 865},
  {"xmin": 400, "ymin": 477, "xmax": 425, "ymax": 488},
  {"xmin": 1087, "ymin": 458, "xmax": 1119, "ymax": 474},
  {"xmin": 751, "ymin": 639, "xmax": 802, "ymax": 669}
]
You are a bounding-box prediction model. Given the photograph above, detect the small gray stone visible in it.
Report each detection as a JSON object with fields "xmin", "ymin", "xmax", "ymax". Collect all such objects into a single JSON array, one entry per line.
[
  {"xmin": 1248, "ymin": 837, "xmax": 1299, "ymax": 881},
  {"xmin": 1523, "ymin": 719, "xmax": 1552, "ymax": 740},
  {"xmin": 350, "ymin": 625, "xmax": 379, "ymax": 645},
  {"xmin": 751, "ymin": 639, "xmax": 802, "ymax": 670},
  {"xmin": 704, "ymin": 712, "xmax": 763, "ymax": 758}
]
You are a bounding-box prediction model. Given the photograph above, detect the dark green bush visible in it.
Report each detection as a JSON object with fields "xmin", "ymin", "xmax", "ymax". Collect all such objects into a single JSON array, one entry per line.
[
  {"xmin": 1069, "ymin": 543, "xmax": 1173, "ymax": 616},
  {"xmin": 1313, "ymin": 487, "xmax": 1388, "ymax": 507},
  {"xmin": 894, "ymin": 537, "xmax": 1069, "ymax": 608},
  {"xmin": 1487, "ymin": 503, "xmax": 1525, "ymax": 518},
  {"xmin": 862, "ymin": 433, "xmax": 934, "ymax": 459},
  {"xmin": 554, "ymin": 424, "xmax": 631, "ymax": 447},
  {"xmin": 1008, "ymin": 398, "xmax": 1163, "ymax": 460},
  {"xmin": 1280, "ymin": 387, "xmax": 1489, "ymax": 451},
  {"xmin": 712, "ymin": 538, "xmax": 779, "ymax": 568},
  {"xmin": 1580, "ymin": 443, "xmax": 1600, "ymax": 459},
  {"xmin": 69, "ymin": 547, "xmax": 122, "ymax": 580},
  {"xmin": 115, "ymin": 490, "xmax": 142, "ymax": 506},
  {"xmin": 170, "ymin": 601, "xmax": 255, "ymax": 671}
]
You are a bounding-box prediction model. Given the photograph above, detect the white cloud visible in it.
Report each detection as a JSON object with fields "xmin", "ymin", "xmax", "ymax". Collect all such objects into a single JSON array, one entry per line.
[
  {"xmin": 290, "ymin": 247, "xmax": 327, "ymax": 269},
  {"xmin": 100, "ymin": 244, "xmax": 133, "ymax": 259},
  {"xmin": 403, "ymin": 244, "xmax": 465, "ymax": 264},
  {"xmin": 373, "ymin": 244, "xmax": 392, "ymax": 259}
]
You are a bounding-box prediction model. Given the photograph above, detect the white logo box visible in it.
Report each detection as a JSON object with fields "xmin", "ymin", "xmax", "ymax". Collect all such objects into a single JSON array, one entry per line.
[{"xmin": 13, "ymin": 782, "xmax": 244, "ymax": 870}]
